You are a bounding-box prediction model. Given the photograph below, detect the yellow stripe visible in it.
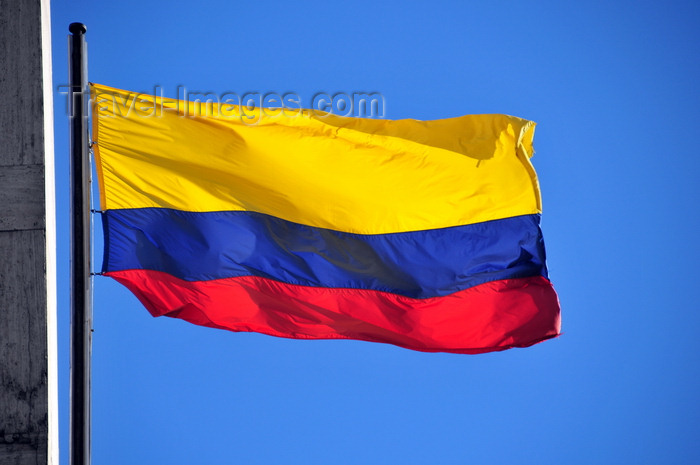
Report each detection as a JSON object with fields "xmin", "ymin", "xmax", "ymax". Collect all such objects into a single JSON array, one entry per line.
[{"xmin": 91, "ymin": 83, "xmax": 542, "ymax": 234}]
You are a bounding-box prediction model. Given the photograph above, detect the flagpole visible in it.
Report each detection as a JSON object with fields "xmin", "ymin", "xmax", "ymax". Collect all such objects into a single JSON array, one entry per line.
[{"xmin": 68, "ymin": 22, "xmax": 92, "ymax": 465}]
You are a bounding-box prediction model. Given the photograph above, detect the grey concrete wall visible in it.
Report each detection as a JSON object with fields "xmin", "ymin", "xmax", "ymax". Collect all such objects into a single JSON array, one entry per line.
[{"xmin": 0, "ymin": 0, "xmax": 57, "ymax": 463}]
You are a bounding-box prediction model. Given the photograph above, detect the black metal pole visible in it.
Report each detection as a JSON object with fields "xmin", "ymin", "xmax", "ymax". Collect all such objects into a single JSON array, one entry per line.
[{"xmin": 69, "ymin": 22, "xmax": 91, "ymax": 465}]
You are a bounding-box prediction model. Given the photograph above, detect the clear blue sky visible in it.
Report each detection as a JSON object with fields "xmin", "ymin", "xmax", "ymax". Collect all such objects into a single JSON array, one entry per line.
[{"xmin": 51, "ymin": 1, "xmax": 700, "ymax": 464}]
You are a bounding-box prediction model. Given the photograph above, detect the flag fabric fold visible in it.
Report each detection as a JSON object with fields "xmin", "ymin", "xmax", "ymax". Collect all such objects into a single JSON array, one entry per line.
[{"xmin": 91, "ymin": 83, "xmax": 560, "ymax": 354}]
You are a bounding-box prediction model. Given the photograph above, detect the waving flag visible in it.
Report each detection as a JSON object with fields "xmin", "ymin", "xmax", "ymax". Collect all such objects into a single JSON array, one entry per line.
[{"xmin": 91, "ymin": 83, "xmax": 560, "ymax": 354}]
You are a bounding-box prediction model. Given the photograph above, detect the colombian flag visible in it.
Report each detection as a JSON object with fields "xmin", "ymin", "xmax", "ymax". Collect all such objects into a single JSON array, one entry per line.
[{"xmin": 91, "ymin": 83, "xmax": 560, "ymax": 354}]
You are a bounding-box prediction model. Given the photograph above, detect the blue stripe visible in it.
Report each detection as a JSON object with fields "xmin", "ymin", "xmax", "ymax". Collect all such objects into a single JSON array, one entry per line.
[{"xmin": 102, "ymin": 209, "xmax": 548, "ymax": 299}]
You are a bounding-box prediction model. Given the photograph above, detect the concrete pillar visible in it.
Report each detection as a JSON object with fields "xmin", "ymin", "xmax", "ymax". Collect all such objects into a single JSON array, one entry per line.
[{"xmin": 0, "ymin": 0, "xmax": 58, "ymax": 463}]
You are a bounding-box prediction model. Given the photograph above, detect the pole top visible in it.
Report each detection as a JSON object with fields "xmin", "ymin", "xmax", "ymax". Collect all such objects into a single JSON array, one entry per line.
[{"xmin": 69, "ymin": 23, "xmax": 87, "ymax": 34}]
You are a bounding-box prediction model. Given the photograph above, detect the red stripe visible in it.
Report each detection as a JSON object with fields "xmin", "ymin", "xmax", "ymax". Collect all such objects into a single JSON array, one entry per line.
[{"xmin": 105, "ymin": 270, "xmax": 561, "ymax": 354}]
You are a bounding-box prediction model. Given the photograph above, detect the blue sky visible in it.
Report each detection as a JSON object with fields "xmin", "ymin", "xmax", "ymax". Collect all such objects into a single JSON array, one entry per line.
[{"xmin": 50, "ymin": 1, "xmax": 700, "ymax": 464}]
